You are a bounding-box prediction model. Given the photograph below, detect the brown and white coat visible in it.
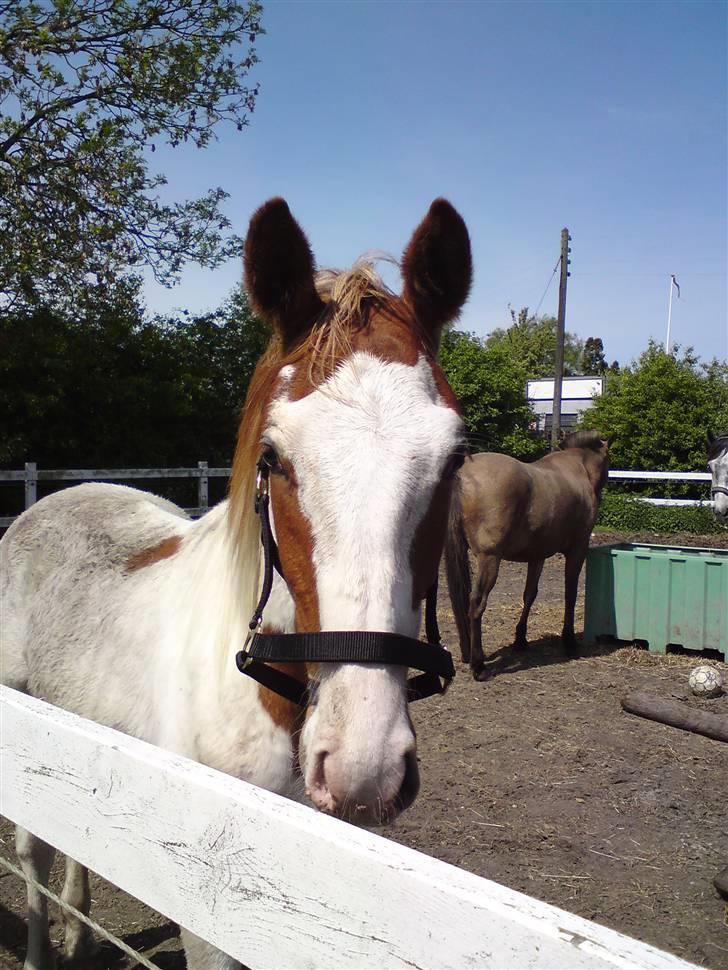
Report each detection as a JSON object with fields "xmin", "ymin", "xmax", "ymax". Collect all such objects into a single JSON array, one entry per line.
[{"xmin": 0, "ymin": 197, "xmax": 472, "ymax": 970}]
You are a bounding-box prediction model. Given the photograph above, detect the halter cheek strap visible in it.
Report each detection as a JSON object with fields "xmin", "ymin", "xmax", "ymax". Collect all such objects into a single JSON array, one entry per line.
[
  {"xmin": 708, "ymin": 438, "xmax": 728, "ymax": 498},
  {"xmin": 235, "ymin": 462, "xmax": 455, "ymax": 706}
]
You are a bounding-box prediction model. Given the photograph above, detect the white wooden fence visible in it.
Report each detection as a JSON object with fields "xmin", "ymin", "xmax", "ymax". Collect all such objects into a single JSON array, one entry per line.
[
  {"xmin": 0, "ymin": 464, "xmax": 715, "ymax": 529},
  {"xmin": 0, "ymin": 686, "xmax": 698, "ymax": 969},
  {"xmin": 608, "ymin": 470, "xmax": 713, "ymax": 508},
  {"xmin": 0, "ymin": 461, "xmax": 228, "ymax": 527}
]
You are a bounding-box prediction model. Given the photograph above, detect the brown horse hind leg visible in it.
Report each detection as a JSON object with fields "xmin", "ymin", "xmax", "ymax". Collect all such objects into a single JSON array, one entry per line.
[
  {"xmin": 469, "ymin": 554, "xmax": 500, "ymax": 681},
  {"xmin": 562, "ymin": 545, "xmax": 588, "ymax": 657},
  {"xmin": 514, "ymin": 558, "xmax": 545, "ymax": 650}
]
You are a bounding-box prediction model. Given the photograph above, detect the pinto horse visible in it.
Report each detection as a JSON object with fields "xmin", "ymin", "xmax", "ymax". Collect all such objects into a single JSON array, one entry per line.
[
  {"xmin": 0, "ymin": 198, "xmax": 472, "ymax": 970},
  {"xmin": 445, "ymin": 431, "xmax": 610, "ymax": 680},
  {"xmin": 708, "ymin": 430, "xmax": 728, "ymax": 522}
]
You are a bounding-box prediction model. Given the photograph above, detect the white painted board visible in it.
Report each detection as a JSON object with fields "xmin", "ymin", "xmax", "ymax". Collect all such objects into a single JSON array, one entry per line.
[
  {"xmin": 609, "ymin": 471, "xmax": 711, "ymax": 482},
  {"xmin": 1, "ymin": 687, "xmax": 698, "ymax": 970},
  {"xmin": 527, "ymin": 378, "xmax": 604, "ymax": 402}
]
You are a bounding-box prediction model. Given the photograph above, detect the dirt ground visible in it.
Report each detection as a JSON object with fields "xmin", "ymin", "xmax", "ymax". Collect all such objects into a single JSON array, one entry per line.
[{"xmin": 2, "ymin": 531, "xmax": 727, "ymax": 970}]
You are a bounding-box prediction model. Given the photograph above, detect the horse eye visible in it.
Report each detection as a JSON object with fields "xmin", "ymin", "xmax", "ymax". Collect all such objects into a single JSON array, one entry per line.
[
  {"xmin": 446, "ymin": 453, "xmax": 466, "ymax": 478},
  {"xmin": 260, "ymin": 445, "xmax": 281, "ymax": 472}
]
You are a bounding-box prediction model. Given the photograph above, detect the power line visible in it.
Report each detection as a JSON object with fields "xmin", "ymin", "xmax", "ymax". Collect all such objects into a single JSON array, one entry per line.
[
  {"xmin": 532, "ymin": 256, "xmax": 561, "ymax": 317},
  {"xmin": 576, "ymin": 271, "xmax": 723, "ymax": 278}
]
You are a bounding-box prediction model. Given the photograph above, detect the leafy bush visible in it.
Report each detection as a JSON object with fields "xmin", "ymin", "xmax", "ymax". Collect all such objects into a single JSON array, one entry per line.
[
  {"xmin": 439, "ymin": 330, "xmax": 544, "ymax": 459},
  {"xmin": 581, "ymin": 342, "xmax": 728, "ymax": 497},
  {"xmin": 597, "ymin": 491, "xmax": 724, "ymax": 535}
]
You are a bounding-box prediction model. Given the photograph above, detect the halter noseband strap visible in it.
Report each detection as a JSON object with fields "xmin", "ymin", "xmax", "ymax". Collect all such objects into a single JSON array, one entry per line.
[{"xmin": 235, "ymin": 462, "xmax": 455, "ymax": 706}]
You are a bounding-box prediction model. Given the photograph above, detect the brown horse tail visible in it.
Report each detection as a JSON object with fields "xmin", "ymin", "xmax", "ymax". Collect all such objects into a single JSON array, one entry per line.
[{"xmin": 444, "ymin": 478, "xmax": 471, "ymax": 661}]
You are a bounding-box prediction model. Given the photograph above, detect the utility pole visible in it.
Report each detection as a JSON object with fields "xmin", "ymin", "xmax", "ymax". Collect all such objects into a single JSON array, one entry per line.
[
  {"xmin": 550, "ymin": 228, "xmax": 571, "ymax": 451},
  {"xmin": 665, "ymin": 274, "xmax": 679, "ymax": 354}
]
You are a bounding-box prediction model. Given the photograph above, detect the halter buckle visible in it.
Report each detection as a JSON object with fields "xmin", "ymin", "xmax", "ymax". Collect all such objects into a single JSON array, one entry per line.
[
  {"xmin": 255, "ymin": 469, "xmax": 269, "ymax": 513},
  {"xmin": 241, "ymin": 616, "xmax": 263, "ymax": 665}
]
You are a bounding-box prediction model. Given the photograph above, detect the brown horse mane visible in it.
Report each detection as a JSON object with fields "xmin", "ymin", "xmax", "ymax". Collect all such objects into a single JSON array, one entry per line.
[
  {"xmin": 562, "ymin": 430, "xmax": 604, "ymax": 451},
  {"xmin": 708, "ymin": 432, "xmax": 728, "ymax": 460}
]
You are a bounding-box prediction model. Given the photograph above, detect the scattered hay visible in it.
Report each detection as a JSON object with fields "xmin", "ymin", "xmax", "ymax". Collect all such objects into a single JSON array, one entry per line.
[{"xmin": 600, "ymin": 646, "xmax": 727, "ymax": 671}]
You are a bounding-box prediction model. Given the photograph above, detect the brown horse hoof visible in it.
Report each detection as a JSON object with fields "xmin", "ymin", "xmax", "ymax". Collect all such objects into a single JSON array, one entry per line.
[
  {"xmin": 714, "ymin": 866, "xmax": 728, "ymax": 900},
  {"xmin": 472, "ymin": 666, "xmax": 490, "ymax": 682}
]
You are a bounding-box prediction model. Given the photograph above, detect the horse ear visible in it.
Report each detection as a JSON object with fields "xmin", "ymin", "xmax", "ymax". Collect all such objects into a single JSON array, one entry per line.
[
  {"xmin": 708, "ymin": 430, "xmax": 716, "ymax": 445},
  {"xmin": 606, "ymin": 433, "xmax": 616, "ymax": 446},
  {"xmin": 401, "ymin": 199, "xmax": 472, "ymax": 345},
  {"xmin": 244, "ymin": 198, "xmax": 325, "ymax": 348}
]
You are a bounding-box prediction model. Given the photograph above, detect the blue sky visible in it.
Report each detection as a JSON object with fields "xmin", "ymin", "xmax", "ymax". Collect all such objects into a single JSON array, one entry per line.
[{"xmin": 144, "ymin": 0, "xmax": 727, "ymax": 367}]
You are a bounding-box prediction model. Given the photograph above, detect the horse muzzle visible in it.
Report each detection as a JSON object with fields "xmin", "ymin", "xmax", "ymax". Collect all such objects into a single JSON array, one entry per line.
[
  {"xmin": 712, "ymin": 486, "xmax": 728, "ymax": 521},
  {"xmin": 305, "ymin": 736, "xmax": 420, "ymax": 826}
]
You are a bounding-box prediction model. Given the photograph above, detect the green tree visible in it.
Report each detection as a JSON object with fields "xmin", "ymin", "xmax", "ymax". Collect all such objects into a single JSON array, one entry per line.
[
  {"xmin": 581, "ymin": 336, "xmax": 607, "ymax": 375},
  {"xmin": 155, "ymin": 285, "xmax": 270, "ymax": 462},
  {"xmin": 485, "ymin": 307, "xmax": 585, "ymax": 379},
  {"xmin": 580, "ymin": 341, "xmax": 728, "ymax": 476},
  {"xmin": 0, "ymin": 281, "xmax": 269, "ymax": 468},
  {"xmin": 439, "ymin": 330, "xmax": 542, "ymax": 459},
  {"xmin": 0, "ymin": 0, "xmax": 262, "ymax": 308}
]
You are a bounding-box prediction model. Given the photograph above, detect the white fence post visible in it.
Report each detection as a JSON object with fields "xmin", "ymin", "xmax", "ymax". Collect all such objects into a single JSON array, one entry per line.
[
  {"xmin": 197, "ymin": 460, "xmax": 209, "ymax": 512},
  {"xmin": 24, "ymin": 461, "xmax": 37, "ymax": 509}
]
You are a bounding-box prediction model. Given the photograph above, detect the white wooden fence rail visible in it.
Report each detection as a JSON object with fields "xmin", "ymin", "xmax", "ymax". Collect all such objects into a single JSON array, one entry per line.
[
  {"xmin": 0, "ymin": 464, "xmax": 715, "ymax": 528},
  {"xmin": 608, "ymin": 471, "xmax": 713, "ymax": 508},
  {"xmin": 1, "ymin": 686, "xmax": 697, "ymax": 970}
]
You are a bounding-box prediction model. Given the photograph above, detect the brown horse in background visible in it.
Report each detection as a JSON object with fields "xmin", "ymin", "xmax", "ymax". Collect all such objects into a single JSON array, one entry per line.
[{"xmin": 445, "ymin": 431, "xmax": 610, "ymax": 680}]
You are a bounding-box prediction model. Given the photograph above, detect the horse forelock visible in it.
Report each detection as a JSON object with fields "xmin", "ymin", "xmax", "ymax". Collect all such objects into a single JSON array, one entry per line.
[{"xmin": 306, "ymin": 260, "xmax": 439, "ymax": 379}]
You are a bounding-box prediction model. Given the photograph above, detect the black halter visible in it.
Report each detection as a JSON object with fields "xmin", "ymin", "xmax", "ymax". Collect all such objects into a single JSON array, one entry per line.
[{"xmin": 235, "ymin": 462, "xmax": 455, "ymax": 706}]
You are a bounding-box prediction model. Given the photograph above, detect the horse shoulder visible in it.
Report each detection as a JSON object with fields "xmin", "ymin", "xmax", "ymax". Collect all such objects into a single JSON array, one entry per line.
[
  {"xmin": 0, "ymin": 484, "xmax": 193, "ymax": 722},
  {"xmin": 460, "ymin": 454, "xmax": 531, "ymax": 552}
]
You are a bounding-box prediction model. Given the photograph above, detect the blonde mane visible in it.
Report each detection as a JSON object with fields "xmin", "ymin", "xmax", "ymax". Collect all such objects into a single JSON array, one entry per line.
[{"xmin": 226, "ymin": 261, "xmax": 397, "ymax": 626}]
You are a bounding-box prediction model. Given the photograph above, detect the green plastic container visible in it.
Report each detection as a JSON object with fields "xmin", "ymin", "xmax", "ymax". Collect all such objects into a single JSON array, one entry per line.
[{"xmin": 584, "ymin": 543, "xmax": 728, "ymax": 659}]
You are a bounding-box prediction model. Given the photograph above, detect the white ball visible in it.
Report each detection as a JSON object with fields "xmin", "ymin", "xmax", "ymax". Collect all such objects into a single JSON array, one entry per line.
[{"xmin": 688, "ymin": 665, "xmax": 723, "ymax": 698}]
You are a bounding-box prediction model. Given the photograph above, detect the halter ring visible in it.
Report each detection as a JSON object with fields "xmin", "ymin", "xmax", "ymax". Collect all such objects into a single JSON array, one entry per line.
[{"xmin": 255, "ymin": 469, "xmax": 269, "ymax": 509}]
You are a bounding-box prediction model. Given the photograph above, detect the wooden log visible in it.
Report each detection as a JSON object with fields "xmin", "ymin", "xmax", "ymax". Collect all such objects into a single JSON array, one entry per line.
[
  {"xmin": 714, "ymin": 866, "xmax": 728, "ymax": 901},
  {"xmin": 621, "ymin": 691, "xmax": 728, "ymax": 743}
]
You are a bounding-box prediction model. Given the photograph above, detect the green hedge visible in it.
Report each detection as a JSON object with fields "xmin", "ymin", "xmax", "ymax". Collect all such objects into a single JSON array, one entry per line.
[{"xmin": 597, "ymin": 491, "xmax": 725, "ymax": 535}]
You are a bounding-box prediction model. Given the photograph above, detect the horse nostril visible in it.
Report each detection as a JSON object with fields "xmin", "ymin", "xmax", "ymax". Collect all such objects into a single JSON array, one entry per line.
[
  {"xmin": 307, "ymin": 749, "xmax": 338, "ymax": 814},
  {"xmin": 396, "ymin": 749, "xmax": 420, "ymax": 814},
  {"xmin": 309, "ymin": 736, "xmax": 418, "ymax": 823},
  {"xmin": 311, "ymin": 749, "xmax": 329, "ymax": 790}
]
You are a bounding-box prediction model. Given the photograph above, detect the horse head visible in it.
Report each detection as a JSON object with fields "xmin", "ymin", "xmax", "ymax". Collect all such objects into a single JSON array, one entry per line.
[
  {"xmin": 708, "ymin": 430, "xmax": 728, "ymax": 521},
  {"xmin": 562, "ymin": 430, "xmax": 611, "ymax": 494},
  {"xmin": 231, "ymin": 198, "xmax": 471, "ymax": 824}
]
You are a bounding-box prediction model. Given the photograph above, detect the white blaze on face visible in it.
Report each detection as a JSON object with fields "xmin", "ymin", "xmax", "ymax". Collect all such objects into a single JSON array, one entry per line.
[
  {"xmin": 710, "ymin": 451, "xmax": 728, "ymax": 519},
  {"xmin": 264, "ymin": 352, "xmax": 463, "ymax": 820}
]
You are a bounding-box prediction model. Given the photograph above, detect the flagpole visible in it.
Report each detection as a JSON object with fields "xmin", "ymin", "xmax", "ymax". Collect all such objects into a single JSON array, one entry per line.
[{"xmin": 665, "ymin": 274, "xmax": 674, "ymax": 354}]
